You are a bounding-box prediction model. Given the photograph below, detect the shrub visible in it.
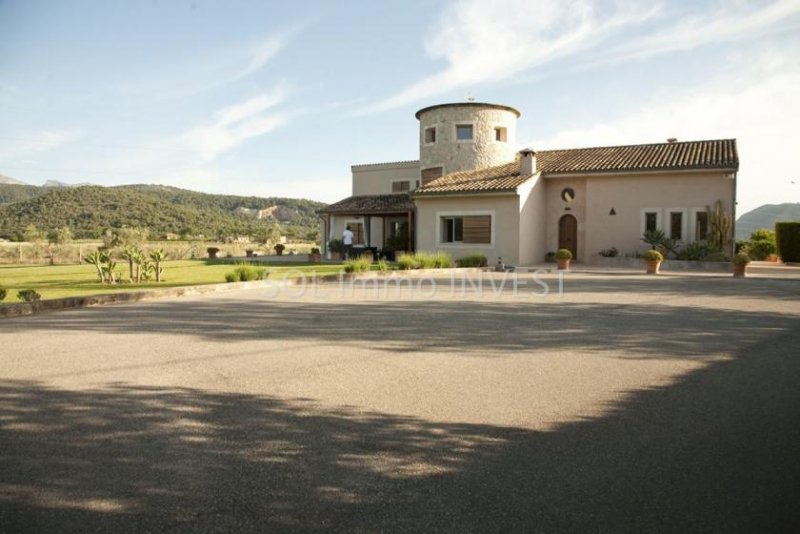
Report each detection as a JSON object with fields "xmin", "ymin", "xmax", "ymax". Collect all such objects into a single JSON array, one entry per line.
[
  {"xmin": 327, "ymin": 239, "xmax": 344, "ymax": 253},
  {"xmin": 745, "ymin": 239, "xmax": 777, "ymax": 261},
  {"xmin": 641, "ymin": 229, "xmax": 666, "ymax": 250},
  {"xmin": 376, "ymin": 259, "xmax": 390, "ymax": 272},
  {"xmin": 643, "ymin": 249, "xmax": 663, "ymax": 262},
  {"xmin": 598, "ymin": 247, "xmax": 618, "ymax": 258},
  {"xmin": 750, "ymin": 228, "xmax": 775, "ymax": 242},
  {"xmin": 545, "ymin": 251, "xmax": 556, "ymax": 263},
  {"xmin": 274, "ymin": 243, "xmax": 285, "ymax": 255},
  {"xmin": 677, "ymin": 240, "xmax": 720, "ymax": 261},
  {"xmin": 226, "ymin": 265, "xmax": 268, "ymax": 282},
  {"xmin": 732, "ymin": 253, "xmax": 751, "ymax": 265},
  {"xmin": 456, "ymin": 254, "xmax": 488, "ymax": 267},
  {"xmin": 17, "ymin": 289, "xmax": 41, "ymax": 302},
  {"xmin": 703, "ymin": 251, "xmax": 730, "ymax": 262},
  {"xmin": 555, "ymin": 248, "xmax": 572, "ymax": 260},
  {"xmin": 207, "ymin": 247, "xmax": 220, "ymax": 259},
  {"xmin": 775, "ymin": 222, "xmax": 800, "ymax": 262},
  {"xmin": 397, "ymin": 254, "xmax": 420, "ymax": 270},
  {"xmin": 0, "ymin": 288, "xmax": 6, "ymax": 302},
  {"xmin": 343, "ymin": 254, "xmax": 372, "ymax": 273},
  {"xmin": 310, "ymin": 247, "xmax": 321, "ymax": 255}
]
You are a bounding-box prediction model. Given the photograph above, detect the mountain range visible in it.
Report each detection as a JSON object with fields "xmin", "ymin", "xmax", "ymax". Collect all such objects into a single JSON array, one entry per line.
[{"xmin": 735, "ymin": 203, "xmax": 800, "ymax": 239}]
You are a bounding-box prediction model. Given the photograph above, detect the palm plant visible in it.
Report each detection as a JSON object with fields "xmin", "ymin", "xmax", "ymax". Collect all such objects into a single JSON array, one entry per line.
[
  {"xmin": 149, "ymin": 249, "xmax": 166, "ymax": 282},
  {"xmin": 641, "ymin": 229, "xmax": 666, "ymax": 250},
  {"xmin": 121, "ymin": 246, "xmax": 140, "ymax": 281},
  {"xmin": 84, "ymin": 251, "xmax": 105, "ymax": 282}
]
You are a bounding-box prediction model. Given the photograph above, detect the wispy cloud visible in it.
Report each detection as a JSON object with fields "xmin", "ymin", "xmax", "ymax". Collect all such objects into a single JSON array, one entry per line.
[
  {"xmin": 0, "ymin": 128, "xmax": 82, "ymax": 161},
  {"xmin": 178, "ymin": 84, "xmax": 291, "ymax": 162},
  {"xmin": 363, "ymin": 0, "xmax": 657, "ymax": 113},
  {"xmin": 606, "ymin": 0, "xmax": 800, "ymax": 61},
  {"xmin": 364, "ymin": 0, "xmax": 800, "ymax": 113}
]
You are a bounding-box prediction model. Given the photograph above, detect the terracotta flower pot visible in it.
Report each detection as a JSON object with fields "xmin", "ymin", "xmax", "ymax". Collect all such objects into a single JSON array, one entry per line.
[
  {"xmin": 733, "ymin": 263, "xmax": 748, "ymax": 278},
  {"xmin": 308, "ymin": 253, "xmax": 321, "ymax": 263},
  {"xmin": 557, "ymin": 259, "xmax": 570, "ymax": 270},
  {"xmin": 646, "ymin": 260, "xmax": 661, "ymax": 274}
]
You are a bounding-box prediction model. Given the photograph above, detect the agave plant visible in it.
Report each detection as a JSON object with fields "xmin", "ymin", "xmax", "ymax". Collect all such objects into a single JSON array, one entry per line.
[{"xmin": 84, "ymin": 251, "xmax": 105, "ymax": 282}]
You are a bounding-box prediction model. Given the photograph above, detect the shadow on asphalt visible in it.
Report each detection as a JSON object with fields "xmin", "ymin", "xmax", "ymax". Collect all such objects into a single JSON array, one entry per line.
[{"xmin": 1, "ymin": 326, "xmax": 799, "ymax": 532}]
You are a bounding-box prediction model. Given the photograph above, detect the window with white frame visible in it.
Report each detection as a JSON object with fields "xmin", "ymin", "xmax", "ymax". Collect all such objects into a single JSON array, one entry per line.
[
  {"xmin": 392, "ymin": 180, "xmax": 410, "ymax": 193},
  {"xmin": 695, "ymin": 211, "xmax": 709, "ymax": 240},
  {"xmin": 455, "ymin": 124, "xmax": 473, "ymax": 141},
  {"xmin": 669, "ymin": 211, "xmax": 683, "ymax": 240},
  {"xmin": 644, "ymin": 211, "xmax": 658, "ymax": 233}
]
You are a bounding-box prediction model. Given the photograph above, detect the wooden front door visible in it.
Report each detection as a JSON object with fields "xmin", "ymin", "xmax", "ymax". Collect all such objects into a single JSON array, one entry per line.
[{"xmin": 558, "ymin": 214, "xmax": 578, "ymax": 260}]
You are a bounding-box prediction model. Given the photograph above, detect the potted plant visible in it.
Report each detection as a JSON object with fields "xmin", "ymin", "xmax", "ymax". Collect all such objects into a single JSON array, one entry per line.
[
  {"xmin": 206, "ymin": 246, "xmax": 220, "ymax": 259},
  {"xmin": 327, "ymin": 238, "xmax": 344, "ymax": 260},
  {"xmin": 308, "ymin": 247, "xmax": 321, "ymax": 263},
  {"xmin": 245, "ymin": 249, "xmax": 254, "ymax": 257},
  {"xmin": 555, "ymin": 248, "xmax": 572, "ymax": 270},
  {"xmin": 643, "ymin": 249, "xmax": 663, "ymax": 274},
  {"xmin": 274, "ymin": 243, "xmax": 285, "ymax": 256},
  {"xmin": 545, "ymin": 251, "xmax": 556, "ymax": 263},
  {"xmin": 732, "ymin": 252, "xmax": 751, "ymax": 278}
]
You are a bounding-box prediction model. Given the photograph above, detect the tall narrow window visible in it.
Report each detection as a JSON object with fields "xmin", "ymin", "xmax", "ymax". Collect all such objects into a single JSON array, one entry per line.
[
  {"xmin": 695, "ymin": 212, "xmax": 709, "ymax": 240},
  {"xmin": 670, "ymin": 212, "xmax": 683, "ymax": 240},
  {"xmin": 456, "ymin": 124, "xmax": 473, "ymax": 141},
  {"xmin": 645, "ymin": 212, "xmax": 658, "ymax": 232},
  {"xmin": 424, "ymin": 127, "xmax": 436, "ymax": 144}
]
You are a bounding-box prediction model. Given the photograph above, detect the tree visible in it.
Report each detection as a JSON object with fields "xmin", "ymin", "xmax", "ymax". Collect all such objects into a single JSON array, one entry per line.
[
  {"xmin": 23, "ymin": 224, "xmax": 44, "ymax": 243},
  {"xmin": 253, "ymin": 222, "xmax": 281, "ymax": 247},
  {"xmin": 116, "ymin": 226, "xmax": 149, "ymax": 249},
  {"xmin": 121, "ymin": 246, "xmax": 139, "ymax": 281}
]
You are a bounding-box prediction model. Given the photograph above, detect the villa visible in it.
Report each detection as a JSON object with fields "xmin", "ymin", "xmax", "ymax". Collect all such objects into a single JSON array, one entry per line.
[{"xmin": 319, "ymin": 102, "xmax": 739, "ymax": 265}]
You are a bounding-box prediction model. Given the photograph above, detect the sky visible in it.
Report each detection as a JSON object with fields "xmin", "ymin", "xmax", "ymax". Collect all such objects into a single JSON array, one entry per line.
[{"xmin": 1, "ymin": 0, "xmax": 799, "ymax": 215}]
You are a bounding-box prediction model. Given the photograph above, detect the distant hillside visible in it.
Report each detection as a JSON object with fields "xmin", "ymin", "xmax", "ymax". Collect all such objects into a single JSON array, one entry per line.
[
  {"xmin": 0, "ymin": 183, "xmax": 325, "ymax": 241},
  {"xmin": 736, "ymin": 203, "xmax": 800, "ymax": 239},
  {"xmin": 0, "ymin": 173, "xmax": 28, "ymax": 186}
]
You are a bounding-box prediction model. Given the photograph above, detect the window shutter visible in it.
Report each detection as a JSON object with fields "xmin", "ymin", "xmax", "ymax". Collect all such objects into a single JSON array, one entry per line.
[
  {"xmin": 463, "ymin": 216, "xmax": 491, "ymax": 244},
  {"xmin": 421, "ymin": 167, "xmax": 443, "ymax": 185}
]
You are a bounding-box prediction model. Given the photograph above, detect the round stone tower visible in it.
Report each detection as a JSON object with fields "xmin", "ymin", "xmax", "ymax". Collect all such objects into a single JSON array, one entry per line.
[{"xmin": 416, "ymin": 102, "xmax": 520, "ymax": 179}]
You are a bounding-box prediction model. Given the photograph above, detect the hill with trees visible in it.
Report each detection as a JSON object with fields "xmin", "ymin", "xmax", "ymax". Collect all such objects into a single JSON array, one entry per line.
[
  {"xmin": 736, "ymin": 203, "xmax": 800, "ymax": 239},
  {"xmin": 0, "ymin": 183, "xmax": 325, "ymax": 242}
]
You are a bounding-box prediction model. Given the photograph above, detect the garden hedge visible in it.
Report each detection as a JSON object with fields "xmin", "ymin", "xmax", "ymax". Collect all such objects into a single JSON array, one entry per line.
[{"xmin": 775, "ymin": 222, "xmax": 800, "ymax": 262}]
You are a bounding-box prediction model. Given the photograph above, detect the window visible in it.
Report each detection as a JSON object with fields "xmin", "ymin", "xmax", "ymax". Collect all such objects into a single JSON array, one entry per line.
[
  {"xmin": 441, "ymin": 217, "xmax": 463, "ymax": 243},
  {"xmin": 695, "ymin": 212, "xmax": 709, "ymax": 240},
  {"xmin": 670, "ymin": 212, "xmax": 683, "ymax": 240},
  {"xmin": 347, "ymin": 222, "xmax": 364, "ymax": 245},
  {"xmin": 424, "ymin": 127, "xmax": 436, "ymax": 144},
  {"xmin": 392, "ymin": 180, "xmax": 410, "ymax": 193},
  {"xmin": 645, "ymin": 212, "xmax": 658, "ymax": 232},
  {"xmin": 441, "ymin": 215, "xmax": 491, "ymax": 244},
  {"xmin": 456, "ymin": 124, "xmax": 473, "ymax": 141},
  {"xmin": 561, "ymin": 187, "xmax": 575, "ymax": 202},
  {"xmin": 421, "ymin": 166, "xmax": 443, "ymax": 185},
  {"xmin": 494, "ymin": 127, "xmax": 507, "ymax": 142}
]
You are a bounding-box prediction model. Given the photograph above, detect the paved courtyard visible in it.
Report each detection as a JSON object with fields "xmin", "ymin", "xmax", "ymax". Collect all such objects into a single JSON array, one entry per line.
[{"xmin": 1, "ymin": 271, "xmax": 799, "ymax": 533}]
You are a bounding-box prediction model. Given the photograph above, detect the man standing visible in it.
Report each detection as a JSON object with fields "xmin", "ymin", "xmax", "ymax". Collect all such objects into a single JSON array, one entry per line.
[{"xmin": 342, "ymin": 225, "xmax": 354, "ymax": 260}]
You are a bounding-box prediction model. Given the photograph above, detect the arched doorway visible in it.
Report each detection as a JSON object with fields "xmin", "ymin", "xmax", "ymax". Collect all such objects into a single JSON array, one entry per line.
[{"xmin": 558, "ymin": 214, "xmax": 578, "ymax": 261}]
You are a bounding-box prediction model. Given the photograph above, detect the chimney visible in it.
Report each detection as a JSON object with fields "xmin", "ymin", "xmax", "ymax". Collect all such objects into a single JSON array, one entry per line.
[
  {"xmin": 519, "ymin": 148, "xmax": 536, "ymax": 175},
  {"xmin": 667, "ymin": 137, "xmax": 678, "ymax": 143}
]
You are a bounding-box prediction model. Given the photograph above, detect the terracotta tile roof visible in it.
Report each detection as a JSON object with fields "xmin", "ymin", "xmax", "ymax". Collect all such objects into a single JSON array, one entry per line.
[
  {"xmin": 318, "ymin": 193, "xmax": 414, "ymax": 214},
  {"xmin": 414, "ymin": 160, "xmax": 533, "ymax": 195},
  {"xmin": 538, "ymin": 139, "xmax": 738, "ymax": 175},
  {"xmin": 415, "ymin": 139, "xmax": 738, "ymax": 195}
]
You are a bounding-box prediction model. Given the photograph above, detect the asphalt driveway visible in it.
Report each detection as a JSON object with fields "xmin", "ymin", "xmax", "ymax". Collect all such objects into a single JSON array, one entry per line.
[{"xmin": 1, "ymin": 271, "xmax": 799, "ymax": 532}]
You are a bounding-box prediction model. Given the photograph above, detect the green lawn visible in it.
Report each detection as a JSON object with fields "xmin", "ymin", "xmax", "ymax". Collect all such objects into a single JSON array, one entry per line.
[{"xmin": 0, "ymin": 260, "xmax": 346, "ymax": 303}]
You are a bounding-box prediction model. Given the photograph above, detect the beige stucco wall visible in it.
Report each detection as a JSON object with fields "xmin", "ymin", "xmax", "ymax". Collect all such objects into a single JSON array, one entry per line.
[
  {"xmin": 414, "ymin": 194, "xmax": 521, "ymax": 265},
  {"xmin": 417, "ymin": 105, "xmax": 518, "ymax": 174},
  {"xmin": 518, "ymin": 174, "xmax": 547, "ymax": 265},
  {"xmin": 542, "ymin": 171, "xmax": 736, "ymax": 262},
  {"xmin": 351, "ymin": 161, "xmax": 420, "ymax": 196}
]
